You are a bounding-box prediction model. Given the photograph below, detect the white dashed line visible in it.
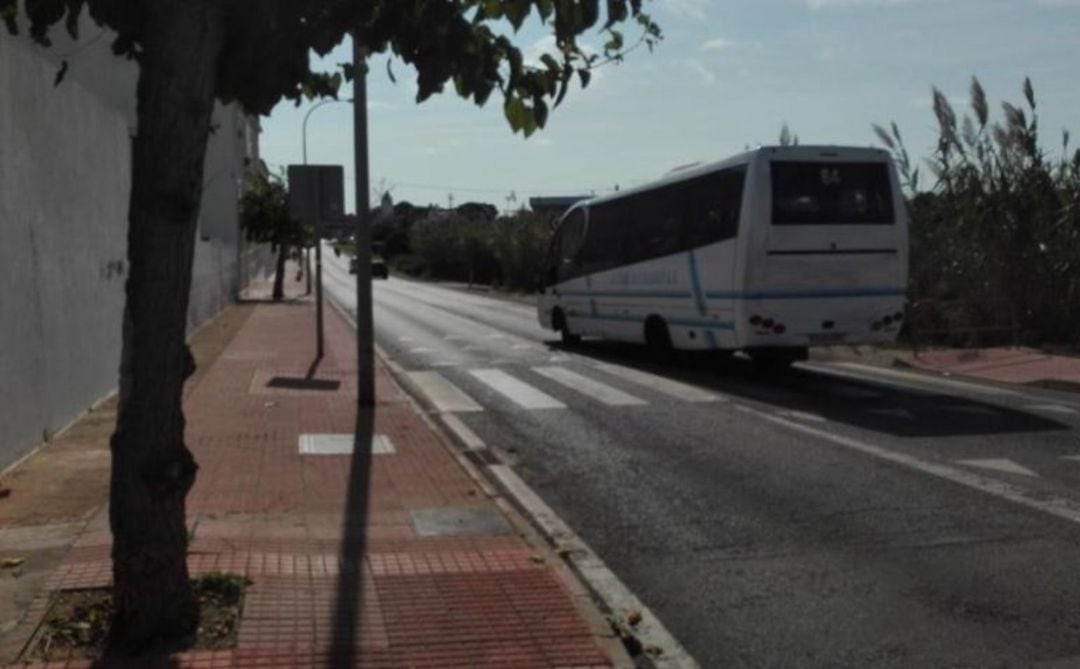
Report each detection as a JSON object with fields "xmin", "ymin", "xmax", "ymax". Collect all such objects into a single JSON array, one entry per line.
[
  {"xmin": 533, "ymin": 367, "xmax": 647, "ymax": 407},
  {"xmin": 737, "ymin": 404, "xmax": 1080, "ymax": 526},
  {"xmin": 956, "ymin": 458, "xmax": 1039, "ymax": 478},
  {"xmin": 590, "ymin": 362, "xmax": 719, "ymax": 403},
  {"xmin": 1027, "ymin": 404, "xmax": 1078, "ymax": 415},
  {"xmin": 405, "ymin": 371, "xmax": 483, "ymax": 413},
  {"xmin": 469, "ymin": 369, "xmax": 566, "ymax": 410},
  {"xmin": 776, "ymin": 410, "xmax": 827, "ymax": 423}
]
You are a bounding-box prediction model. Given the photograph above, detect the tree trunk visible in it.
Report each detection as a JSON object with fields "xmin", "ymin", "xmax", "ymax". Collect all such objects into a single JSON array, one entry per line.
[
  {"xmin": 272, "ymin": 244, "xmax": 287, "ymax": 301},
  {"xmin": 108, "ymin": 0, "xmax": 225, "ymax": 652}
]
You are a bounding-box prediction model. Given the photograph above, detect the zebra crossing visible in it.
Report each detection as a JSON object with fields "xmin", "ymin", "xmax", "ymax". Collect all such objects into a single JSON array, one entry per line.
[{"xmin": 407, "ymin": 362, "xmax": 721, "ymax": 414}]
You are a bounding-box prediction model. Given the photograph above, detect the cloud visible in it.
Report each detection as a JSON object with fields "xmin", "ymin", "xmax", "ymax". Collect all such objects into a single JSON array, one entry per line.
[
  {"xmin": 701, "ymin": 37, "xmax": 735, "ymax": 52},
  {"xmin": 684, "ymin": 59, "xmax": 716, "ymax": 86},
  {"xmin": 659, "ymin": 0, "xmax": 707, "ymax": 20}
]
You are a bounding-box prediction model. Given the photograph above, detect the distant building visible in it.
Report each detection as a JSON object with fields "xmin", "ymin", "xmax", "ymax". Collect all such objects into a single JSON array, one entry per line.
[{"xmin": 529, "ymin": 196, "xmax": 590, "ymax": 220}]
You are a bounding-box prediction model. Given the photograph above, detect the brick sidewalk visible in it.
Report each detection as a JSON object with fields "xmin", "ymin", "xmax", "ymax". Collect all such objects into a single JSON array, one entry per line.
[
  {"xmin": 901, "ymin": 346, "xmax": 1080, "ymax": 390},
  {"xmin": 6, "ymin": 292, "xmax": 621, "ymax": 668}
]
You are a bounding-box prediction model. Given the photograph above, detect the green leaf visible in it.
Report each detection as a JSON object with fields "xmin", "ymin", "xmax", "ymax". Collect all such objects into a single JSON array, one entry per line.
[
  {"xmin": 534, "ymin": 98, "xmax": 549, "ymax": 129},
  {"xmin": 504, "ymin": 95, "xmax": 528, "ymax": 131},
  {"xmin": 537, "ymin": 0, "xmax": 554, "ymax": 21},
  {"xmin": 540, "ymin": 53, "xmax": 560, "ymax": 73},
  {"xmin": 578, "ymin": 68, "xmax": 591, "ymax": 89},
  {"xmin": 504, "ymin": 0, "xmax": 531, "ymax": 30}
]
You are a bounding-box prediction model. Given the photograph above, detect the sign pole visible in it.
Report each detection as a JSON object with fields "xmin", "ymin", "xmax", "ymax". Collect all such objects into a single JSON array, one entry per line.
[{"xmin": 352, "ymin": 37, "xmax": 375, "ymax": 407}]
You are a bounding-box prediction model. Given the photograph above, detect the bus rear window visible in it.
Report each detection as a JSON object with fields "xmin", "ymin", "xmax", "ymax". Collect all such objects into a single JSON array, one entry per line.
[{"xmin": 771, "ymin": 161, "xmax": 894, "ymax": 225}]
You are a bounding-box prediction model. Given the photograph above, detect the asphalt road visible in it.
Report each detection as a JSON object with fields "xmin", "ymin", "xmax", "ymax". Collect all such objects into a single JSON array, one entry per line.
[{"xmin": 323, "ymin": 253, "xmax": 1080, "ymax": 668}]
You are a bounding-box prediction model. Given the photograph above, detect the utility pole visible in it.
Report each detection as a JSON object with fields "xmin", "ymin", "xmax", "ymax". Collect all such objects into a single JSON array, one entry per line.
[{"xmin": 352, "ymin": 37, "xmax": 375, "ymax": 407}]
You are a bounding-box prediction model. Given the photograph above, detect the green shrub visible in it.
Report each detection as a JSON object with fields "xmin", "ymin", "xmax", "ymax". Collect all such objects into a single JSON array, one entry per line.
[{"xmin": 875, "ymin": 77, "xmax": 1080, "ymax": 346}]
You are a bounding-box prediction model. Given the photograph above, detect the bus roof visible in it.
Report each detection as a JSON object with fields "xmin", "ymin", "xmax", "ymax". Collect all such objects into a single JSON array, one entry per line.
[{"xmin": 568, "ymin": 145, "xmax": 892, "ymax": 215}]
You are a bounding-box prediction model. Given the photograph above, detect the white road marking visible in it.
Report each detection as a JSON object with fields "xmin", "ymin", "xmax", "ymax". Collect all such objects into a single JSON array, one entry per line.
[
  {"xmin": 462, "ymin": 345, "xmax": 485, "ymax": 352},
  {"xmin": 511, "ymin": 344, "xmax": 534, "ymax": 350},
  {"xmin": 487, "ymin": 464, "xmax": 700, "ymax": 669},
  {"xmin": 1062, "ymin": 456, "xmax": 1080, "ymax": 463},
  {"xmin": 469, "ymin": 369, "xmax": 566, "ymax": 410},
  {"xmin": 533, "ymin": 367, "xmax": 647, "ymax": 407},
  {"xmin": 444, "ymin": 334, "xmax": 466, "ymax": 341},
  {"xmin": 590, "ymin": 362, "xmax": 719, "ymax": 403},
  {"xmin": 1027, "ymin": 404, "xmax": 1078, "ymax": 415},
  {"xmin": 776, "ymin": 410, "xmax": 827, "ymax": 423},
  {"xmin": 487, "ymin": 332, "xmax": 508, "ymax": 339},
  {"xmin": 398, "ymin": 336, "xmax": 417, "ymax": 343},
  {"xmin": 405, "ymin": 371, "xmax": 483, "ymax": 413},
  {"xmin": 956, "ymin": 458, "xmax": 1039, "ymax": 478},
  {"xmin": 409, "ymin": 347, "xmax": 435, "ymax": 354},
  {"xmin": 735, "ymin": 403, "xmax": 1080, "ymax": 526},
  {"xmin": 440, "ymin": 414, "xmax": 486, "ymax": 451},
  {"xmin": 824, "ymin": 362, "xmax": 1023, "ymax": 398}
]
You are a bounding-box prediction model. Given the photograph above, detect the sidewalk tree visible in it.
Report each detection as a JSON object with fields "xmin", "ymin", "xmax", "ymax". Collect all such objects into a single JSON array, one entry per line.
[
  {"xmin": 3, "ymin": 0, "xmax": 661, "ymax": 653},
  {"xmin": 239, "ymin": 169, "xmax": 309, "ymax": 300}
]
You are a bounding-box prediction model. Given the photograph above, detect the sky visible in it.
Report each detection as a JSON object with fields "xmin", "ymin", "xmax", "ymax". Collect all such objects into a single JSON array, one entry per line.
[{"xmin": 259, "ymin": 0, "xmax": 1080, "ymax": 214}]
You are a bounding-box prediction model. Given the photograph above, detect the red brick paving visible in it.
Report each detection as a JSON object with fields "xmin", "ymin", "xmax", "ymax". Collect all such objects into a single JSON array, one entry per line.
[
  {"xmin": 905, "ymin": 346, "xmax": 1080, "ymax": 388},
  {"xmin": 6, "ymin": 295, "xmax": 618, "ymax": 668}
]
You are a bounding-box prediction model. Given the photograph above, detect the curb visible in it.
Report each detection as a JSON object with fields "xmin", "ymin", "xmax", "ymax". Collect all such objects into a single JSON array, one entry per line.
[{"xmin": 324, "ymin": 294, "xmax": 698, "ymax": 669}]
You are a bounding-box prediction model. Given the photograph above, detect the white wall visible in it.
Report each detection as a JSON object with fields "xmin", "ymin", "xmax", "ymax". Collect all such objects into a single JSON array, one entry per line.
[{"xmin": 0, "ymin": 19, "xmax": 271, "ymax": 469}]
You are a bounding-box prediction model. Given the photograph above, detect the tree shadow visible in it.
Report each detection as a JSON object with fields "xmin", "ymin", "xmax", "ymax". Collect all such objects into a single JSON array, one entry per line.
[
  {"xmin": 235, "ymin": 297, "xmax": 309, "ymax": 306},
  {"xmin": 328, "ymin": 405, "xmax": 375, "ymax": 667},
  {"xmin": 548, "ymin": 339, "xmax": 1068, "ymax": 438}
]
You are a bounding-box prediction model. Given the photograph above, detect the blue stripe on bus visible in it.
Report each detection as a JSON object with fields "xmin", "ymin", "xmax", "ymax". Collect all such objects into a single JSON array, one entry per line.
[
  {"xmin": 560, "ymin": 286, "xmax": 904, "ymax": 300},
  {"xmin": 584, "ymin": 276, "xmax": 599, "ymax": 317},
  {"xmin": 559, "ymin": 289, "xmax": 692, "ymax": 298},
  {"xmin": 705, "ymin": 287, "xmax": 906, "ymax": 300},
  {"xmin": 567, "ymin": 310, "xmax": 735, "ymax": 331},
  {"xmin": 686, "ymin": 250, "xmax": 718, "ymax": 349}
]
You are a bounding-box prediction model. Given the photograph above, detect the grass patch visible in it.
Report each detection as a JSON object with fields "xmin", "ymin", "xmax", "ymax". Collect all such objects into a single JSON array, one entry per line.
[{"xmin": 23, "ymin": 571, "xmax": 251, "ymax": 662}]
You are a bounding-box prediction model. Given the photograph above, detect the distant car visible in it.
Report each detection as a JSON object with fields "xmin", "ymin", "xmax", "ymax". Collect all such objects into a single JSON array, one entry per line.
[
  {"xmin": 347, "ymin": 256, "xmax": 388, "ymax": 279},
  {"xmin": 372, "ymin": 257, "xmax": 389, "ymax": 279}
]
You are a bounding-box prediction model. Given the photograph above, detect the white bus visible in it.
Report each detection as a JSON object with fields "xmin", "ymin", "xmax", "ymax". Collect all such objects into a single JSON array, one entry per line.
[{"xmin": 537, "ymin": 146, "xmax": 909, "ymax": 366}]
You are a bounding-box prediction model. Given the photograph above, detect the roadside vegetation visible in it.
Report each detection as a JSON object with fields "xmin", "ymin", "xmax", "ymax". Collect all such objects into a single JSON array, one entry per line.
[
  {"xmin": 373, "ymin": 203, "xmax": 554, "ymax": 294},
  {"xmin": 240, "ymin": 168, "xmax": 312, "ymax": 301},
  {"xmin": 875, "ymin": 77, "xmax": 1080, "ymax": 348}
]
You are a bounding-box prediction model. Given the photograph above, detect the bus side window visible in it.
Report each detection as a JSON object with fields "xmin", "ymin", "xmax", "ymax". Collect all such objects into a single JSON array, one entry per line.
[
  {"xmin": 682, "ymin": 167, "xmax": 746, "ymax": 247},
  {"xmin": 558, "ymin": 209, "xmax": 587, "ymax": 281},
  {"xmin": 544, "ymin": 226, "xmax": 563, "ymax": 288}
]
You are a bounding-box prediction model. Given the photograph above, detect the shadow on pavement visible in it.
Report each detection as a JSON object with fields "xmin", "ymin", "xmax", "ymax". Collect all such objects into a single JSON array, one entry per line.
[
  {"xmin": 329, "ymin": 405, "xmax": 375, "ymax": 668},
  {"xmin": 546, "ymin": 339, "xmax": 1068, "ymax": 438}
]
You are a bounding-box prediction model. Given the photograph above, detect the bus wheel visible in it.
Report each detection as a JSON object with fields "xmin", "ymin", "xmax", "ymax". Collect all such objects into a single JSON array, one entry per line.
[
  {"xmin": 644, "ymin": 317, "xmax": 673, "ymax": 361},
  {"xmin": 553, "ymin": 309, "xmax": 581, "ymax": 346}
]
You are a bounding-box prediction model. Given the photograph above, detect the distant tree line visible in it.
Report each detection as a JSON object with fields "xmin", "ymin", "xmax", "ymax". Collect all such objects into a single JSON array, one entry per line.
[
  {"xmin": 875, "ymin": 77, "xmax": 1080, "ymax": 347},
  {"xmin": 372, "ymin": 202, "xmax": 554, "ymax": 293}
]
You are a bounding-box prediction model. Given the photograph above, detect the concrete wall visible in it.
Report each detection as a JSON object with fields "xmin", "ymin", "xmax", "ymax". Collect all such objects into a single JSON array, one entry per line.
[{"xmin": 0, "ymin": 19, "xmax": 272, "ymax": 470}]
